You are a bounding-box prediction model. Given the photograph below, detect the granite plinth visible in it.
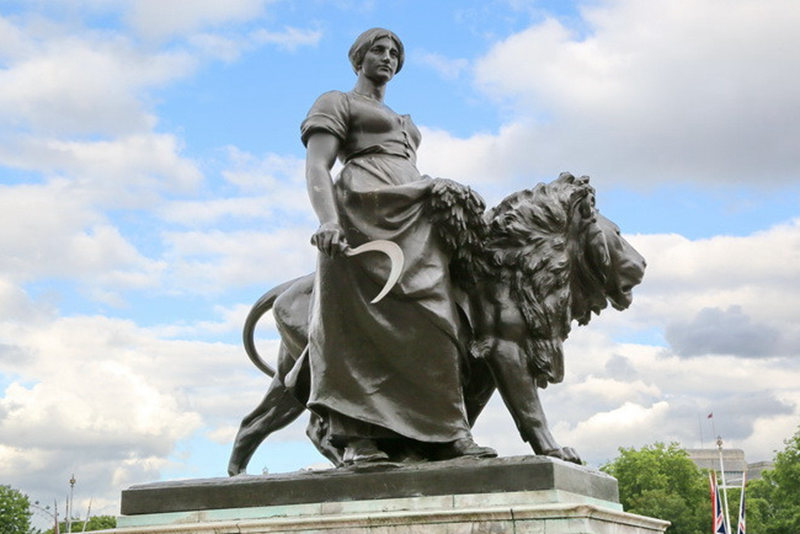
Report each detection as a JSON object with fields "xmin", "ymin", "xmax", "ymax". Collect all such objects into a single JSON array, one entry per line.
[
  {"xmin": 122, "ymin": 455, "xmax": 616, "ymax": 515},
  {"xmin": 116, "ymin": 456, "xmax": 669, "ymax": 533}
]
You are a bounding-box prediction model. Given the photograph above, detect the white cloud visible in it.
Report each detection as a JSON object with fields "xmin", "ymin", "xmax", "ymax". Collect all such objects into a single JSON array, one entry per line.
[
  {"xmin": 0, "ymin": 306, "xmax": 276, "ymax": 513},
  {"xmin": 125, "ymin": 0, "xmax": 269, "ymax": 41},
  {"xmin": 0, "ymin": 316, "xmax": 202, "ymax": 493},
  {"xmin": 425, "ymin": 0, "xmax": 800, "ymax": 186},
  {"xmin": 416, "ymin": 51, "xmax": 469, "ymax": 80},
  {"xmin": 161, "ymin": 227, "xmax": 316, "ymax": 293},
  {"xmin": 250, "ymin": 26, "xmax": 323, "ymax": 51},
  {"xmin": 159, "ymin": 149, "xmax": 311, "ymax": 227},
  {"xmin": 0, "ymin": 181, "xmax": 165, "ymax": 289},
  {"xmin": 0, "ymin": 27, "xmax": 195, "ymax": 136},
  {"xmin": 186, "ymin": 32, "xmax": 244, "ymax": 62},
  {"xmin": 0, "ymin": 15, "xmax": 34, "ymax": 60},
  {"xmin": 628, "ymin": 220, "xmax": 800, "ymax": 352},
  {"xmin": 151, "ymin": 148, "xmax": 319, "ymax": 292},
  {"xmin": 565, "ymin": 400, "xmax": 672, "ymax": 449},
  {"xmin": 570, "ymin": 376, "xmax": 661, "ymax": 403},
  {"xmin": 186, "ymin": 26, "xmax": 322, "ymax": 62},
  {"xmin": 207, "ymin": 425, "xmax": 239, "ymax": 445},
  {"xmin": 1, "ymin": 134, "xmax": 202, "ymax": 202},
  {"xmin": 147, "ymin": 303, "xmax": 278, "ymax": 340},
  {"xmin": 222, "ymin": 148, "xmax": 306, "ymax": 191},
  {"xmin": 0, "ymin": 279, "xmax": 51, "ymax": 323},
  {"xmin": 417, "ymin": 123, "xmax": 533, "ymax": 189}
]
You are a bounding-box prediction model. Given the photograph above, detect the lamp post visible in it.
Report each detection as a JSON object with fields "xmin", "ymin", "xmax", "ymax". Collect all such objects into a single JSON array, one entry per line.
[{"xmin": 67, "ymin": 474, "xmax": 76, "ymax": 534}]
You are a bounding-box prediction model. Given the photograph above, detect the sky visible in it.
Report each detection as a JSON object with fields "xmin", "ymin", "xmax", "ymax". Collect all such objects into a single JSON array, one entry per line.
[{"xmin": 1, "ymin": 0, "xmax": 799, "ymax": 527}]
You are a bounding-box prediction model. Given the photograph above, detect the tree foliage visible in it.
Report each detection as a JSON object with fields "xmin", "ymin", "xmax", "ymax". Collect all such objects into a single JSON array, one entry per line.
[
  {"xmin": 42, "ymin": 515, "xmax": 116, "ymax": 534},
  {"xmin": 601, "ymin": 442, "xmax": 709, "ymax": 534},
  {"xmin": 746, "ymin": 425, "xmax": 800, "ymax": 534},
  {"xmin": 0, "ymin": 485, "xmax": 33, "ymax": 534}
]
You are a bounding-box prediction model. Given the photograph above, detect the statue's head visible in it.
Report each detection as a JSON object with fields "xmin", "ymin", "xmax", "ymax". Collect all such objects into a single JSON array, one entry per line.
[{"xmin": 348, "ymin": 28, "xmax": 405, "ymax": 75}]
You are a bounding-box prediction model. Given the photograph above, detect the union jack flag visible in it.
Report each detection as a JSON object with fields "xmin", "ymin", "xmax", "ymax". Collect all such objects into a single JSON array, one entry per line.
[
  {"xmin": 710, "ymin": 471, "xmax": 728, "ymax": 534},
  {"xmin": 737, "ymin": 473, "xmax": 746, "ymax": 534}
]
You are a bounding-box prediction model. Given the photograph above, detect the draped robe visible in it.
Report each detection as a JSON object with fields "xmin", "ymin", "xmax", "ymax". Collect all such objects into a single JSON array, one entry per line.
[{"xmin": 299, "ymin": 91, "xmax": 470, "ymax": 443}]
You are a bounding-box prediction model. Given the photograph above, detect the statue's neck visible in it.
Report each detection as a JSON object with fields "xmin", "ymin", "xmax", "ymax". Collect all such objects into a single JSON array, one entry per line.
[{"xmin": 353, "ymin": 76, "xmax": 387, "ymax": 103}]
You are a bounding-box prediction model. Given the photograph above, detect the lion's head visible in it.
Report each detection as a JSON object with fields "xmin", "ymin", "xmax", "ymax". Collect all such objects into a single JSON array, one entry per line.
[{"xmin": 569, "ymin": 207, "xmax": 646, "ymax": 325}]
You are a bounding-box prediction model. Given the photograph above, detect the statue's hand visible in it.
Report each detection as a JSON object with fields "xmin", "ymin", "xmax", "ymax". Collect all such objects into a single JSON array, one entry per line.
[{"xmin": 311, "ymin": 222, "xmax": 349, "ymax": 257}]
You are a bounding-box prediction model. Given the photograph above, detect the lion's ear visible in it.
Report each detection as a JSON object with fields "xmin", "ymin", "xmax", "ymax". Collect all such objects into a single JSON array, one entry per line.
[{"xmin": 557, "ymin": 171, "xmax": 575, "ymax": 183}]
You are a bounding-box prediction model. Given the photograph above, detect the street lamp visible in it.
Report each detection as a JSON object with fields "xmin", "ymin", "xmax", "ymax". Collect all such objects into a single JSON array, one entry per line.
[{"xmin": 67, "ymin": 474, "xmax": 76, "ymax": 534}]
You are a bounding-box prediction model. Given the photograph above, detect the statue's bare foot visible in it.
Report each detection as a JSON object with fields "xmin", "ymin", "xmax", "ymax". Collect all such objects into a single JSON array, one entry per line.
[{"xmin": 541, "ymin": 446, "xmax": 581, "ymax": 464}]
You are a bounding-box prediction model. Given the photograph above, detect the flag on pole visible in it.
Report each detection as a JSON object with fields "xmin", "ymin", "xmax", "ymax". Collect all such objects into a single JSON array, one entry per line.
[
  {"xmin": 737, "ymin": 473, "xmax": 746, "ymax": 534},
  {"xmin": 710, "ymin": 471, "xmax": 729, "ymax": 534},
  {"xmin": 708, "ymin": 412, "xmax": 714, "ymax": 419}
]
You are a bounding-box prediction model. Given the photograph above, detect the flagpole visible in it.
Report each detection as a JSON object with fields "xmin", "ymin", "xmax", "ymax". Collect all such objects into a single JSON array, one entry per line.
[
  {"xmin": 737, "ymin": 472, "xmax": 746, "ymax": 534},
  {"xmin": 81, "ymin": 498, "xmax": 92, "ymax": 533},
  {"xmin": 710, "ymin": 412, "xmax": 717, "ymax": 439},
  {"xmin": 698, "ymin": 414, "xmax": 704, "ymax": 448},
  {"xmin": 717, "ymin": 435, "xmax": 732, "ymax": 534}
]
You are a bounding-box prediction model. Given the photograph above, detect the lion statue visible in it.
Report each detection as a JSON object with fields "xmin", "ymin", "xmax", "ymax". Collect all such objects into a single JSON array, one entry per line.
[{"xmin": 227, "ymin": 172, "xmax": 646, "ymax": 475}]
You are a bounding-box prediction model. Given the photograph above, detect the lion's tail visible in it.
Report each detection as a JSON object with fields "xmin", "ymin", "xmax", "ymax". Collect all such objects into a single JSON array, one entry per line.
[{"xmin": 243, "ymin": 277, "xmax": 305, "ymax": 377}]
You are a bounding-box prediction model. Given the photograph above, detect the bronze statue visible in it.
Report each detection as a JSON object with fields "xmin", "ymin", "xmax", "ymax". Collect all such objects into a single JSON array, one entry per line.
[{"xmin": 227, "ymin": 29, "xmax": 646, "ymax": 476}]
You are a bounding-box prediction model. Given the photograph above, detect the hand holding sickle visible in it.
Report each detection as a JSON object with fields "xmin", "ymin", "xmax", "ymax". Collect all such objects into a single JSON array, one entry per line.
[{"xmin": 311, "ymin": 223, "xmax": 404, "ymax": 303}]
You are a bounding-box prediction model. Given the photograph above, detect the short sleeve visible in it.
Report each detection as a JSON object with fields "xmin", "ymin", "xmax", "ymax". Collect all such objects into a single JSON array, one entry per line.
[{"xmin": 300, "ymin": 91, "xmax": 349, "ymax": 147}]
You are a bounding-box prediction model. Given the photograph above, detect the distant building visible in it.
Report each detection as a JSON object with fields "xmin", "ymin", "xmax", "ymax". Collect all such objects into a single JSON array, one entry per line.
[
  {"xmin": 746, "ymin": 460, "xmax": 775, "ymax": 481},
  {"xmin": 685, "ymin": 448, "xmax": 774, "ymax": 486}
]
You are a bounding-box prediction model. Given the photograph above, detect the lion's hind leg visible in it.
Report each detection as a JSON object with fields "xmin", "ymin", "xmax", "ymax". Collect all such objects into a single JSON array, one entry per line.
[
  {"xmin": 227, "ymin": 343, "xmax": 306, "ymax": 476},
  {"xmin": 484, "ymin": 339, "xmax": 581, "ymax": 464}
]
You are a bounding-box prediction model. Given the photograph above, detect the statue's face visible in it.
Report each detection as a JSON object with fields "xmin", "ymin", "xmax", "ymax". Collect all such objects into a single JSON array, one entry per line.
[{"xmin": 360, "ymin": 36, "xmax": 399, "ymax": 84}]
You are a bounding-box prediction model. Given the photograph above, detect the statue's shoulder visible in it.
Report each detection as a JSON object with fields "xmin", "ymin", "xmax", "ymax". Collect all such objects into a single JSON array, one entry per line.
[
  {"xmin": 302, "ymin": 91, "xmax": 352, "ymax": 145},
  {"xmin": 309, "ymin": 90, "xmax": 350, "ymax": 109}
]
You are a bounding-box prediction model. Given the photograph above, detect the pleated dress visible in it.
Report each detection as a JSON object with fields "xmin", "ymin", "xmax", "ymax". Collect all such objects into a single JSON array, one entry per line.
[{"xmin": 300, "ymin": 90, "xmax": 471, "ymax": 444}]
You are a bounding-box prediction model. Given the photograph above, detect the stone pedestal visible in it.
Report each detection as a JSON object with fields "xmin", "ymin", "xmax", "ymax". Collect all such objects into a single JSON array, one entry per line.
[{"xmin": 116, "ymin": 456, "xmax": 668, "ymax": 533}]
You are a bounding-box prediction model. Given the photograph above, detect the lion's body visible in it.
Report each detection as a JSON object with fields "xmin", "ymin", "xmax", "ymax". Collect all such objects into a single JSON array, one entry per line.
[
  {"xmin": 464, "ymin": 175, "xmax": 645, "ymax": 462},
  {"xmin": 228, "ymin": 173, "xmax": 646, "ymax": 475}
]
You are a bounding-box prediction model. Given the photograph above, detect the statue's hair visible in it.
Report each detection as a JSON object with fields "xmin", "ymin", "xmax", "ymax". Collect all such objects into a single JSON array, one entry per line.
[
  {"xmin": 483, "ymin": 172, "xmax": 608, "ymax": 385},
  {"xmin": 348, "ymin": 28, "xmax": 405, "ymax": 75}
]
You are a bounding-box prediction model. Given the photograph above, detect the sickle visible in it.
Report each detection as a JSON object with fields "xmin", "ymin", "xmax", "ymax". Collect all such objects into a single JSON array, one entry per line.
[{"xmin": 344, "ymin": 240, "xmax": 405, "ymax": 303}]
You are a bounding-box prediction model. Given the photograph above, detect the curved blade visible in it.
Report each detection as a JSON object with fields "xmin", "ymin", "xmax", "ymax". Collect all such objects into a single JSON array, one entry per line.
[{"xmin": 344, "ymin": 239, "xmax": 405, "ymax": 303}]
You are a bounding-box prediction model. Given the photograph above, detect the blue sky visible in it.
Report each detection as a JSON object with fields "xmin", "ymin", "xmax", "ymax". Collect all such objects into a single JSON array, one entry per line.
[{"xmin": 1, "ymin": 0, "xmax": 799, "ymax": 526}]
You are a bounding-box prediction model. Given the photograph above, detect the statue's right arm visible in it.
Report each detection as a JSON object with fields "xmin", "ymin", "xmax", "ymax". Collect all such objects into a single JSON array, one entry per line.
[{"xmin": 306, "ymin": 132, "xmax": 347, "ymax": 256}]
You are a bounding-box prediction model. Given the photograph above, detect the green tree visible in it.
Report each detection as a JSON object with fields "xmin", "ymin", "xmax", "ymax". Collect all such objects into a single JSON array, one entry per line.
[
  {"xmin": 746, "ymin": 425, "xmax": 800, "ymax": 534},
  {"xmin": 42, "ymin": 515, "xmax": 116, "ymax": 534},
  {"xmin": 0, "ymin": 485, "xmax": 33, "ymax": 534},
  {"xmin": 601, "ymin": 442, "xmax": 709, "ymax": 534}
]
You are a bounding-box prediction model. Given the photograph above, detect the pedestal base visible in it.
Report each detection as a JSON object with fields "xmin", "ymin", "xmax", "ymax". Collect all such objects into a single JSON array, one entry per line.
[{"xmin": 116, "ymin": 456, "xmax": 668, "ymax": 533}]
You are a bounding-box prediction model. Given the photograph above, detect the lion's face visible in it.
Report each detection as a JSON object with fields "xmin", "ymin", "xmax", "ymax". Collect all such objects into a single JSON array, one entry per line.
[{"xmin": 595, "ymin": 213, "xmax": 646, "ymax": 310}]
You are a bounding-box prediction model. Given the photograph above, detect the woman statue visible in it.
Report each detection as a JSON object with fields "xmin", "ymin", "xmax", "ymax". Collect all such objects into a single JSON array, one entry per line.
[{"xmin": 301, "ymin": 28, "xmax": 495, "ymax": 464}]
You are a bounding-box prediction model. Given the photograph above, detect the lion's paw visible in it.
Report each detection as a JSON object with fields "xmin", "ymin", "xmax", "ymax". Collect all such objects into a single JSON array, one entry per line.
[{"xmin": 542, "ymin": 446, "xmax": 582, "ymax": 465}]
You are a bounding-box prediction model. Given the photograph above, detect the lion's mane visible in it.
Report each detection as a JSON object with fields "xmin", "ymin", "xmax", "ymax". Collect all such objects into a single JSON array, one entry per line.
[
  {"xmin": 484, "ymin": 173, "xmax": 611, "ymax": 386},
  {"xmin": 428, "ymin": 172, "xmax": 615, "ymax": 387}
]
